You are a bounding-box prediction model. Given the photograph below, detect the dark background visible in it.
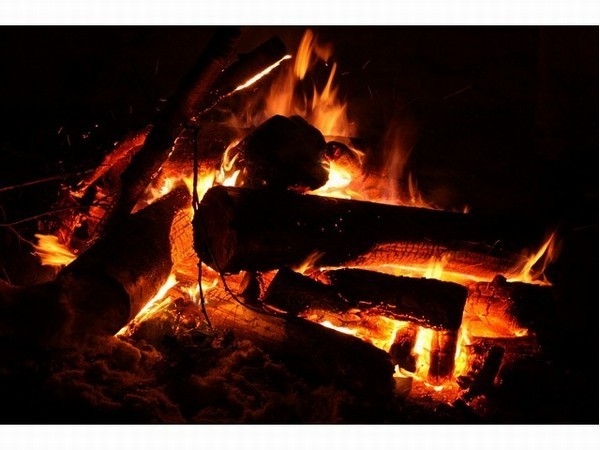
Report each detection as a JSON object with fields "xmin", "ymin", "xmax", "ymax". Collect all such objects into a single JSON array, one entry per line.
[{"xmin": 0, "ymin": 26, "xmax": 597, "ymax": 422}]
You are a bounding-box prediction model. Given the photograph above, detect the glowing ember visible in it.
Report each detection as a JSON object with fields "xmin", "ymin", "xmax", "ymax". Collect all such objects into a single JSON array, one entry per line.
[
  {"xmin": 32, "ymin": 233, "xmax": 77, "ymax": 267},
  {"xmin": 320, "ymin": 320, "xmax": 357, "ymax": 336}
]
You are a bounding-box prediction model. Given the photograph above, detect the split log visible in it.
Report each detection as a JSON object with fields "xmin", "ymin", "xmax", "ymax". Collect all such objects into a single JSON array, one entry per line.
[
  {"xmin": 463, "ymin": 275, "xmax": 556, "ymax": 338},
  {"xmin": 194, "ymin": 186, "xmax": 545, "ymax": 278},
  {"xmin": 204, "ymin": 285, "xmax": 395, "ymax": 398},
  {"xmin": 389, "ymin": 322, "xmax": 419, "ymax": 372},
  {"xmin": 428, "ymin": 329, "xmax": 459, "ymax": 384},
  {"xmin": 225, "ymin": 115, "xmax": 328, "ymax": 191},
  {"xmin": 0, "ymin": 186, "xmax": 191, "ymax": 346}
]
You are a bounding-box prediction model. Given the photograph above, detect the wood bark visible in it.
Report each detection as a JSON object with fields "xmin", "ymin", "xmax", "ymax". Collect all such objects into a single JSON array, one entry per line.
[
  {"xmin": 194, "ymin": 186, "xmax": 545, "ymax": 278},
  {"xmin": 204, "ymin": 285, "xmax": 395, "ymax": 398}
]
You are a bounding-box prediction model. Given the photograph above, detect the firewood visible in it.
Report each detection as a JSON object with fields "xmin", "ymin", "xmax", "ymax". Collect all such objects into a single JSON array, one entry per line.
[
  {"xmin": 389, "ymin": 322, "xmax": 419, "ymax": 372},
  {"xmin": 225, "ymin": 115, "xmax": 328, "ymax": 191},
  {"xmin": 324, "ymin": 269, "xmax": 468, "ymax": 331},
  {"xmin": 262, "ymin": 267, "xmax": 352, "ymax": 315},
  {"xmin": 194, "ymin": 186, "xmax": 545, "ymax": 278},
  {"xmin": 262, "ymin": 267, "xmax": 467, "ymax": 331},
  {"xmin": 463, "ymin": 275, "xmax": 555, "ymax": 338},
  {"xmin": 204, "ymin": 285, "xmax": 395, "ymax": 398},
  {"xmin": 0, "ymin": 186, "xmax": 191, "ymax": 346},
  {"xmin": 115, "ymin": 27, "xmax": 241, "ymax": 220},
  {"xmin": 463, "ymin": 345, "xmax": 505, "ymax": 400},
  {"xmin": 428, "ymin": 329, "xmax": 459, "ymax": 384}
]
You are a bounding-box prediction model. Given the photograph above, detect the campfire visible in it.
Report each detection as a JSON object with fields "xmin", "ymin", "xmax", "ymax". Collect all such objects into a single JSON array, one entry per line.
[{"xmin": 0, "ymin": 27, "xmax": 596, "ymax": 424}]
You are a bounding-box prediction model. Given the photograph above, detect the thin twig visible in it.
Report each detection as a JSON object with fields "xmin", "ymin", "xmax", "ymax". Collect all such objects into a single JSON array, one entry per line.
[
  {"xmin": 0, "ymin": 170, "xmax": 94, "ymax": 194},
  {"xmin": 0, "ymin": 203, "xmax": 109, "ymax": 227}
]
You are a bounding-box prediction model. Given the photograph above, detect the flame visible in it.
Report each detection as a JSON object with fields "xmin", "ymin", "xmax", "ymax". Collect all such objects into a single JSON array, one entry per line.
[
  {"xmin": 292, "ymin": 251, "xmax": 325, "ymax": 274},
  {"xmin": 32, "ymin": 234, "xmax": 77, "ymax": 267},
  {"xmin": 507, "ymin": 231, "xmax": 559, "ymax": 285},
  {"xmin": 116, "ymin": 273, "xmax": 180, "ymax": 335}
]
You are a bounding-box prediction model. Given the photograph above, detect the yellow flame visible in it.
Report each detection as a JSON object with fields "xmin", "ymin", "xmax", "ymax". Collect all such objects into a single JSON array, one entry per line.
[
  {"xmin": 507, "ymin": 231, "xmax": 559, "ymax": 285},
  {"xmin": 292, "ymin": 251, "xmax": 325, "ymax": 274},
  {"xmin": 32, "ymin": 234, "xmax": 77, "ymax": 267},
  {"xmin": 116, "ymin": 273, "xmax": 179, "ymax": 336}
]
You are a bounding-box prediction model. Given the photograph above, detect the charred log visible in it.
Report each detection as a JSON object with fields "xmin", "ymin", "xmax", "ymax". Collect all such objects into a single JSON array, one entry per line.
[
  {"xmin": 193, "ymin": 36, "xmax": 289, "ymax": 118},
  {"xmin": 115, "ymin": 27, "xmax": 241, "ymax": 219},
  {"xmin": 324, "ymin": 269, "xmax": 468, "ymax": 331},
  {"xmin": 428, "ymin": 329, "xmax": 459, "ymax": 384},
  {"xmin": 463, "ymin": 345, "xmax": 505, "ymax": 400},
  {"xmin": 194, "ymin": 185, "xmax": 545, "ymax": 278},
  {"xmin": 262, "ymin": 267, "xmax": 467, "ymax": 331},
  {"xmin": 463, "ymin": 275, "xmax": 556, "ymax": 339},
  {"xmin": 0, "ymin": 186, "xmax": 191, "ymax": 346},
  {"xmin": 204, "ymin": 285, "xmax": 394, "ymax": 398},
  {"xmin": 262, "ymin": 267, "xmax": 352, "ymax": 315},
  {"xmin": 225, "ymin": 115, "xmax": 328, "ymax": 191},
  {"xmin": 389, "ymin": 322, "xmax": 419, "ymax": 372}
]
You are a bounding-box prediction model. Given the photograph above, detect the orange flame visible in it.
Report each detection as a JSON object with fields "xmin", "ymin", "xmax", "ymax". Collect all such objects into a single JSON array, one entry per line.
[{"xmin": 32, "ymin": 234, "xmax": 77, "ymax": 267}]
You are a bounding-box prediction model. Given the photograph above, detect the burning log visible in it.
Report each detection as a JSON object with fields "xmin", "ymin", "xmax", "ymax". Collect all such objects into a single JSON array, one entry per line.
[
  {"xmin": 463, "ymin": 275, "xmax": 556, "ymax": 339},
  {"xmin": 462, "ymin": 345, "xmax": 505, "ymax": 400},
  {"xmin": 225, "ymin": 115, "xmax": 328, "ymax": 191},
  {"xmin": 324, "ymin": 269, "xmax": 468, "ymax": 331},
  {"xmin": 389, "ymin": 322, "xmax": 419, "ymax": 372},
  {"xmin": 204, "ymin": 285, "xmax": 395, "ymax": 398},
  {"xmin": 262, "ymin": 268, "xmax": 467, "ymax": 331},
  {"xmin": 0, "ymin": 186, "xmax": 191, "ymax": 346},
  {"xmin": 194, "ymin": 185, "xmax": 541, "ymax": 278},
  {"xmin": 115, "ymin": 27, "xmax": 241, "ymax": 219},
  {"xmin": 428, "ymin": 329, "xmax": 459, "ymax": 384}
]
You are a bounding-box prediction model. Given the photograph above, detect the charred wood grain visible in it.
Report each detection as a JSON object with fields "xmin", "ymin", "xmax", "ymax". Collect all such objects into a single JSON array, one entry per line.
[
  {"xmin": 194, "ymin": 185, "xmax": 544, "ymax": 278},
  {"xmin": 464, "ymin": 275, "xmax": 556, "ymax": 339}
]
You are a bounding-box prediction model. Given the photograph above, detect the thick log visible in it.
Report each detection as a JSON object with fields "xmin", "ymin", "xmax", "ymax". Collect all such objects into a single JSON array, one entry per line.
[
  {"xmin": 463, "ymin": 275, "xmax": 556, "ymax": 338},
  {"xmin": 115, "ymin": 27, "xmax": 241, "ymax": 219},
  {"xmin": 204, "ymin": 285, "xmax": 394, "ymax": 398},
  {"xmin": 194, "ymin": 186, "xmax": 545, "ymax": 278},
  {"xmin": 0, "ymin": 186, "xmax": 191, "ymax": 346},
  {"xmin": 225, "ymin": 115, "xmax": 328, "ymax": 191}
]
